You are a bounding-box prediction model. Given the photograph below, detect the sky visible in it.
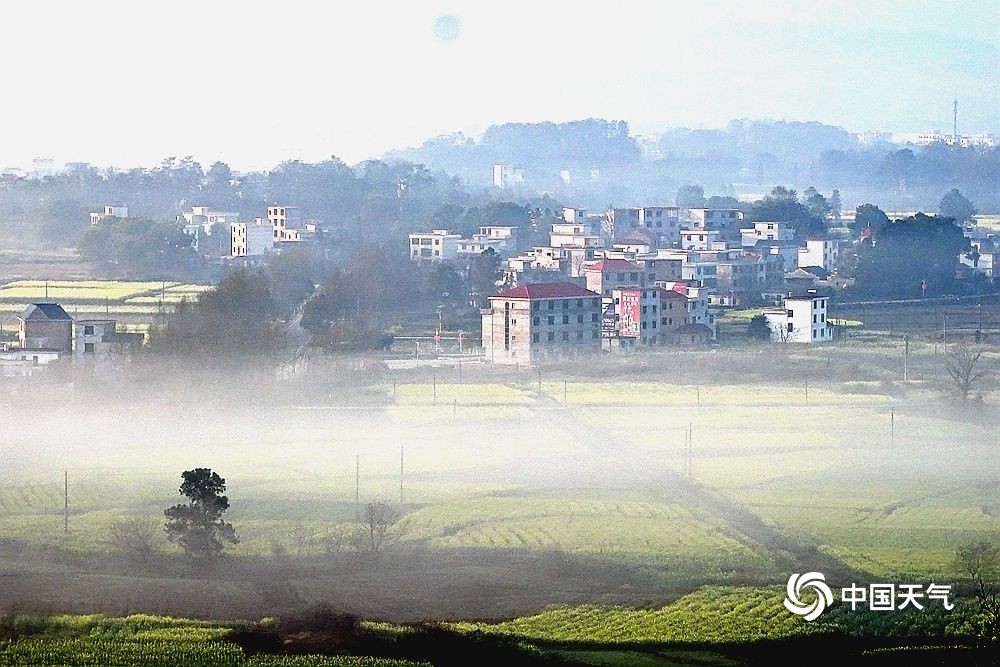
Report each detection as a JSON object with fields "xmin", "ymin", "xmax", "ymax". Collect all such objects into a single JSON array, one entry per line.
[{"xmin": 4, "ymin": 0, "xmax": 1000, "ymax": 171}]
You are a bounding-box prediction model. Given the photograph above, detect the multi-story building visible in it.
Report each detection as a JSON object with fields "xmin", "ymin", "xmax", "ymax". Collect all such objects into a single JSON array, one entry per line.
[
  {"xmin": 605, "ymin": 206, "xmax": 681, "ymax": 245},
  {"xmin": 960, "ymin": 239, "xmax": 996, "ymax": 279},
  {"xmin": 90, "ymin": 205, "xmax": 128, "ymax": 225},
  {"xmin": 74, "ymin": 319, "xmax": 116, "ymax": 358},
  {"xmin": 763, "ymin": 290, "xmax": 832, "ymax": 343},
  {"xmin": 473, "ymin": 226, "xmax": 519, "ymax": 252},
  {"xmin": 231, "ymin": 220, "xmax": 275, "ymax": 257},
  {"xmin": 18, "ymin": 303, "xmax": 73, "ymax": 353},
  {"xmin": 680, "ymin": 229, "xmax": 723, "ymax": 251},
  {"xmin": 550, "ymin": 221, "xmax": 600, "ymax": 249},
  {"xmin": 688, "ymin": 208, "xmax": 744, "ymax": 240},
  {"xmin": 481, "ymin": 282, "xmax": 601, "ymax": 364},
  {"xmin": 584, "ymin": 258, "xmax": 645, "ymax": 297},
  {"xmin": 409, "ymin": 229, "xmax": 461, "ymax": 262},
  {"xmin": 741, "ymin": 221, "xmax": 793, "ymax": 244},
  {"xmin": 268, "ymin": 205, "xmax": 303, "ymax": 242},
  {"xmin": 798, "ymin": 238, "xmax": 840, "ymax": 272}
]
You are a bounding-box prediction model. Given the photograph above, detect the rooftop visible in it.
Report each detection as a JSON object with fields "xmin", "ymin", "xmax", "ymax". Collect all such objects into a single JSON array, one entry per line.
[
  {"xmin": 19, "ymin": 302, "xmax": 72, "ymax": 321},
  {"xmin": 586, "ymin": 258, "xmax": 642, "ymax": 272},
  {"xmin": 492, "ymin": 282, "xmax": 599, "ymax": 300}
]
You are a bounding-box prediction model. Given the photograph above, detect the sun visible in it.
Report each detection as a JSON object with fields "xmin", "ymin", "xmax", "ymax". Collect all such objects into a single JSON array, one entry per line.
[{"xmin": 432, "ymin": 14, "xmax": 462, "ymax": 42}]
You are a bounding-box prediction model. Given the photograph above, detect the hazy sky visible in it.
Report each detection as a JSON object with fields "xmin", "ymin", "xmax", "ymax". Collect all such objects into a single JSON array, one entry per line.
[{"xmin": 5, "ymin": 1, "xmax": 999, "ymax": 171}]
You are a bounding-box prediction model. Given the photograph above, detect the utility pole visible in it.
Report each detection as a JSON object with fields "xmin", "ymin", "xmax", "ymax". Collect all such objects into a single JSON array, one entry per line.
[
  {"xmin": 63, "ymin": 471, "xmax": 68, "ymax": 534},
  {"xmin": 399, "ymin": 444, "xmax": 404, "ymax": 506},
  {"xmin": 890, "ymin": 408, "xmax": 895, "ymax": 449},
  {"xmin": 355, "ymin": 455, "xmax": 360, "ymax": 512},
  {"xmin": 805, "ymin": 377, "xmax": 809, "ymax": 404},
  {"xmin": 432, "ymin": 372, "xmax": 437, "ymax": 405},
  {"xmin": 903, "ymin": 336, "xmax": 909, "ymax": 382},
  {"xmin": 953, "ymin": 97, "xmax": 958, "ymax": 143},
  {"xmin": 537, "ymin": 368, "xmax": 541, "ymax": 391},
  {"xmin": 564, "ymin": 379, "xmax": 568, "ymax": 404}
]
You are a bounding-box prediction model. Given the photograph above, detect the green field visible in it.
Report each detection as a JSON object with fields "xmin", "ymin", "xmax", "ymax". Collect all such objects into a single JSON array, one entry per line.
[
  {"xmin": 0, "ymin": 345, "xmax": 997, "ymax": 660},
  {"xmin": 0, "ymin": 279, "xmax": 212, "ymax": 326}
]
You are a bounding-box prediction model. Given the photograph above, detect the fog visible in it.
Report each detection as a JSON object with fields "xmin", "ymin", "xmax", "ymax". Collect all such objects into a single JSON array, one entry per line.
[{"xmin": 1, "ymin": 345, "xmax": 996, "ymax": 624}]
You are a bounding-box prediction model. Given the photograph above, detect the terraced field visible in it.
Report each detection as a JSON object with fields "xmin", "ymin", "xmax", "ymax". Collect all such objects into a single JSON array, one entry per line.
[{"xmin": 0, "ymin": 279, "xmax": 212, "ymax": 324}]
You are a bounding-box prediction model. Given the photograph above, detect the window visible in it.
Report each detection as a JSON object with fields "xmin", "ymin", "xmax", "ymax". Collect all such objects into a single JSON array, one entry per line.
[
  {"xmin": 787, "ymin": 309, "xmax": 794, "ymax": 318},
  {"xmin": 562, "ymin": 331, "xmax": 569, "ymax": 341},
  {"xmin": 591, "ymin": 313, "xmax": 599, "ymax": 322},
  {"xmin": 576, "ymin": 331, "xmax": 583, "ymax": 341},
  {"xmin": 547, "ymin": 316, "xmax": 554, "ymax": 325},
  {"xmin": 812, "ymin": 329, "xmax": 817, "ymax": 339},
  {"xmin": 630, "ymin": 272, "xmax": 638, "ymax": 280},
  {"xmin": 548, "ymin": 301, "xmax": 554, "ymax": 310},
  {"xmin": 787, "ymin": 323, "xmax": 794, "ymax": 332},
  {"xmin": 84, "ymin": 325, "xmax": 94, "ymax": 335},
  {"xmin": 562, "ymin": 315, "xmax": 569, "ymax": 324},
  {"xmin": 813, "ymin": 314, "xmax": 817, "ymax": 323},
  {"xmin": 576, "ymin": 298, "xmax": 583, "ymax": 307},
  {"xmin": 577, "ymin": 314, "xmax": 584, "ymax": 323},
  {"xmin": 84, "ymin": 342, "xmax": 95, "ymax": 353},
  {"xmin": 592, "ymin": 298, "xmax": 599, "ymax": 306},
  {"xmin": 533, "ymin": 317, "xmax": 539, "ymax": 326},
  {"xmin": 547, "ymin": 332, "xmax": 555, "ymax": 342},
  {"xmin": 821, "ymin": 314, "xmax": 825, "ymax": 322},
  {"xmin": 592, "ymin": 331, "xmax": 599, "ymax": 339},
  {"xmin": 617, "ymin": 272, "xmax": 625, "ymax": 280},
  {"xmin": 562, "ymin": 301, "xmax": 568, "ymax": 309},
  {"xmin": 532, "ymin": 332, "xmax": 540, "ymax": 342}
]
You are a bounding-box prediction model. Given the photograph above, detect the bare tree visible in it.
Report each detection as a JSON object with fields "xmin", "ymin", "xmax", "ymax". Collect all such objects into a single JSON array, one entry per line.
[
  {"xmin": 351, "ymin": 502, "xmax": 402, "ymax": 565},
  {"xmin": 108, "ymin": 518, "xmax": 159, "ymax": 564},
  {"xmin": 956, "ymin": 540, "xmax": 1000, "ymax": 640},
  {"xmin": 944, "ymin": 345, "xmax": 992, "ymax": 401}
]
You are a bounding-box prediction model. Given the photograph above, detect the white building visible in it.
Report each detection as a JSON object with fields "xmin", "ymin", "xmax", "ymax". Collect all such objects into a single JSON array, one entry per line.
[
  {"xmin": 741, "ymin": 221, "xmax": 793, "ymax": 244},
  {"xmin": 688, "ymin": 208, "xmax": 744, "ymax": 238},
  {"xmin": 680, "ymin": 229, "xmax": 723, "ymax": 251},
  {"xmin": 409, "ymin": 229, "xmax": 461, "ymax": 262},
  {"xmin": 268, "ymin": 205, "xmax": 303, "ymax": 242},
  {"xmin": 960, "ymin": 240, "xmax": 996, "ymax": 279},
  {"xmin": 90, "ymin": 205, "xmax": 128, "ymax": 225},
  {"xmin": 798, "ymin": 238, "xmax": 840, "ymax": 272},
  {"xmin": 763, "ymin": 290, "xmax": 832, "ymax": 343},
  {"xmin": 492, "ymin": 164, "xmax": 525, "ymax": 189},
  {"xmin": 231, "ymin": 220, "xmax": 275, "ymax": 257}
]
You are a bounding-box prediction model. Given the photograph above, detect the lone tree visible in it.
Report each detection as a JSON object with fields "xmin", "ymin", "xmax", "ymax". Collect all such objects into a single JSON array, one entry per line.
[
  {"xmin": 352, "ymin": 502, "xmax": 401, "ymax": 565},
  {"xmin": 747, "ymin": 314, "xmax": 772, "ymax": 341},
  {"xmin": 944, "ymin": 345, "xmax": 993, "ymax": 402},
  {"xmin": 956, "ymin": 540, "xmax": 1000, "ymax": 640},
  {"xmin": 164, "ymin": 468, "xmax": 238, "ymax": 562}
]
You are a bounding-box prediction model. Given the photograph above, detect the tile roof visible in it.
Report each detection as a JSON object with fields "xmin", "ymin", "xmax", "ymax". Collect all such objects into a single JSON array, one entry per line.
[
  {"xmin": 492, "ymin": 282, "xmax": 599, "ymax": 299},
  {"xmin": 19, "ymin": 303, "xmax": 72, "ymax": 321}
]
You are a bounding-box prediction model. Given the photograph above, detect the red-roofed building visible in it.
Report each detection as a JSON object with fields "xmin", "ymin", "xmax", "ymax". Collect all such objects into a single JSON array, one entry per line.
[
  {"xmin": 482, "ymin": 282, "xmax": 602, "ymax": 364},
  {"xmin": 583, "ymin": 258, "xmax": 645, "ymax": 297}
]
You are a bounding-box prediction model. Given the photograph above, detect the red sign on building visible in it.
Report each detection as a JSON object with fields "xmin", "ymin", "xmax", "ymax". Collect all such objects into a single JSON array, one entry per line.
[{"xmin": 618, "ymin": 289, "xmax": 641, "ymax": 338}]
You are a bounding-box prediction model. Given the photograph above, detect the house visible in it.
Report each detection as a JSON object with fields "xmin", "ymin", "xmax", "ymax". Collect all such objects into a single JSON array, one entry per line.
[
  {"xmin": 763, "ymin": 290, "xmax": 833, "ymax": 343},
  {"xmin": 657, "ymin": 282, "xmax": 716, "ymax": 339},
  {"xmin": 688, "ymin": 208, "xmax": 744, "ymax": 240},
  {"xmin": 0, "ymin": 349, "xmax": 62, "ymax": 377},
  {"xmin": 784, "ymin": 267, "xmax": 820, "ymax": 292},
  {"xmin": 960, "ymin": 239, "xmax": 996, "ymax": 280},
  {"xmin": 231, "ymin": 219, "xmax": 275, "ymax": 257},
  {"xmin": 409, "ymin": 229, "xmax": 461, "ymax": 262},
  {"xmin": 74, "ymin": 319, "xmax": 116, "ymax": 358},
  {"xmin": 741, "ymin": 221, "xmax": 793, "ymax": 244},
  {"xmin": 18, "ymin": 303, "xmax": 73, "ymax": 353},
  {"xmin": 680, "ymin": 229, "xmax": 723, "ymax": 251},
  {"xmin": 481, "ymin": 282, "xmax": 601, "ymax": 364},
  {"xmin": 268, "ymin": 205, "xmax": 303, "ymax": 242},
  {"xmin": 798, "ymin": 238, "xmax": 840, "ymax": 272},
  {"xmin": 550, "ymin": 222, "xmax": 600, "ymax": 249},
  {"xmin": 584, "ymin": 258, "xmax": 645, "ymax": 297},
  {"xmin": 605, "ymin": 206, "xmax": 681, "ymax": 245},
  {"xmin": 474, "ymin": 226, "xmax": 519, "ymax": 251},
  {"xmin": 90, "ymin": 204, "xmax": 128, "ymax": 225},
  {"xmin": 665, "ymin": 323, "xmax": 714, "ymax": 346}
]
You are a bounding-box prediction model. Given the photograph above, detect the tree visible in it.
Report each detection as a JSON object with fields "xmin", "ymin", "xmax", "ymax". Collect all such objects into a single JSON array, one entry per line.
[
  {"xmin": 956, "ymin": 540, "xmax": 1000, "ymax": 640},
  {"xmin": 164, "ymin": 468, "xmax": 239, "ymax": 562},
  {"xmin": 749, "ymin": 186, "xmax": 825, "ymax": 239},
  {"xmin": 802, "ymin": 187, "xmax": 831, "ymax": 220},
  {"xmin": 675, "ymin": 184, "xmax": 706, "ymax": 209},
  {"xmin": 944, "ymin": 344, "xmax": 992, "ymax": 402},
  {"xmin": 466, "ymin": 248, "xmax": 501, "ymax": 305},
  {"xmin": 352, "ymin": 502, "xmax": 401, "ymax": 565},
  {"xmin": 829, "ymin": 189, "xmax": 842, "ymax": 220},
  {"xmin": 747, "ymin": 314, "xmax": 772, "ymax": 341},
  {"xmin": 851, "ymin": 213, "xmax": 968, "ymax": 298},
  {"xmin": 851, "ymin": 203, "xmax": 890, "ymax": 236},
  {"xmin": 109, "ymin": 518, "xmax": 159, "ymax": 564},
  {"xmin": 429, "ymin": 263, "xmax": 463, "ymax": 302},
  {"xmin": 940, "ymin": 188, "xmax": 976, "ymax": 224}
]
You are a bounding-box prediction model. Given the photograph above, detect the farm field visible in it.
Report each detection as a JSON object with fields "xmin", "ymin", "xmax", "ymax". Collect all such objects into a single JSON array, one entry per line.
[
  {"xmin": 0, "ymin": 279, "xmax": 212, "ymax": 328},
  {"xmin": 0, "ymin": 349, "xmax": 997, "ymax": 651},
  {"xmin": 0, "ymin": 614, "xmax": 430, "ymax": 667}
]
